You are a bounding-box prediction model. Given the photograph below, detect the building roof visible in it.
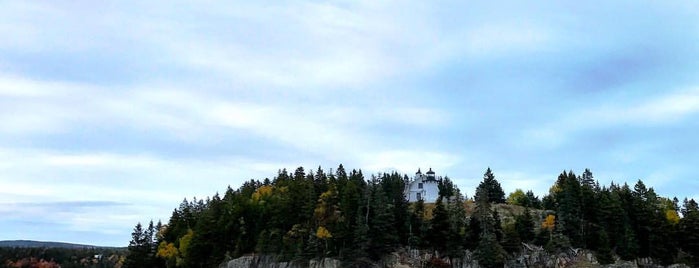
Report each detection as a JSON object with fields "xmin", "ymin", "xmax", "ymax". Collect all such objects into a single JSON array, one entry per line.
[{"xmin": 426, "ymin": 168, "xmax": 435, "ymax": 174}]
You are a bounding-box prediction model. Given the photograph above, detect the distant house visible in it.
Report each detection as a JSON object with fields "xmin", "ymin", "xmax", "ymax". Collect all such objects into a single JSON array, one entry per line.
[{"xmin": 404, "ymin": 168, "xmax": 440, "ymax": 203}]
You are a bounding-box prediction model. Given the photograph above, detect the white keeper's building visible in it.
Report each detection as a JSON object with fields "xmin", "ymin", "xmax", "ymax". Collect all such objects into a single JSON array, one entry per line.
[{"xmin": 404, "ymin": 168, "xmax": 441, "ymax": 203}]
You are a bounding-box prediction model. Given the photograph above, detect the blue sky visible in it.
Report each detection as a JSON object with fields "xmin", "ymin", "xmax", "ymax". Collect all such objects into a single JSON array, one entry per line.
[{"xmin": 1, "ymin": 1, "xmax": 699, "ymax": 246}]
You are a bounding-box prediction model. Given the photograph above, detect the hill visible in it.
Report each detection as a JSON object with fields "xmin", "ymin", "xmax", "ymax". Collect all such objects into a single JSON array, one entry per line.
[{"xmin": 0, "ymin": 240, "xmax": 116, "ymax": 249}]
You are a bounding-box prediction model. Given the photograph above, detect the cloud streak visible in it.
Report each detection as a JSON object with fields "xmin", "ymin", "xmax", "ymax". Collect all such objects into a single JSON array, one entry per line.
[{"xmin": 1, "ymin": 1, "xmax": 698, "ymax": 246}]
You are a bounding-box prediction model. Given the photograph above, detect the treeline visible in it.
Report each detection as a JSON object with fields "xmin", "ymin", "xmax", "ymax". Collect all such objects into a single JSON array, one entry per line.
[
  {"xmin": 0, "ymin": 246, "xmax": 126, "ymax": 268},
  {"xmin": 123, "ymin": 165, "xmax": 699, "ymax": 267}
]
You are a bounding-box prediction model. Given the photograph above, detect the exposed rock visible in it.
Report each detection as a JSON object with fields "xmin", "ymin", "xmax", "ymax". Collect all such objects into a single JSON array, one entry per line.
[
  {"xmin": 221, "ymin": 246, "xmax": 692, "ymax": 268},
  {"xmin": 309, "ymin": 258, "xmax": 341, "ymax": 268},
  {"xmin": 223, "ymin": 256, "xmax": 343, "ymax": 268}
]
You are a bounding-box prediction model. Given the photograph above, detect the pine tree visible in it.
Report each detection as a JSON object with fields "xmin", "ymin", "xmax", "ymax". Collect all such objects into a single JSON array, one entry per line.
[
  {"xmin": 428, "ymin": 197, "xmax": 450, "ymax": 255},
  {"xmin": 475, "ymin": 232, "xmax": 506, "ymax": 268},
  {"xmin": 124, "ymin": 222, "xmax": 156, "ymax": 268},
  {"xmin": 365, "ymin": 177, "xmax": 398, "ymax": 260},
  {"xmin": 525, "ymin": 190, "xmax": 542, "ymax": 209},
  {"xmin": 579, "ymin": 169, "xmax": 599, "ymax": 249},
  {"xmin": 337, "ymin": 169, "xmax": 366, "ymax": 258},
  {"xmin": 595, "ymin": 229, "xmax": 614, "ymax": 265},
  {"xmin": 501, "ymin": 223, "xmax": 521, "ymax": 254},
  {"xmin": 679, "ymin": 199, "xmax": 699, "ymax": 266},
  {"xmin": 479, "ymin": 168, "xmax": 505, "ymax": 203},
  {"xmin": 186, "ymin": 194, "xmax": 230, "ymax": 267},
  {"xmin": 617, "ymin": 225, "xmax": 639, "ymax": 261},
  {"xmin": 515, "ymin": 207, "xmax": 535, "ymax": 243},
  {"xmin": 381, "ymin": 172, "xmax": 411, "ymax": 245},
  {"xmin": 408, "ymin": 199, "xmax": 427, "ymax": 248},
  {"xmin": 555, "ymin": 171, "xmax": 582, "ymax": 247},
  {"xmin": 446, "ymin": 188, "xmax": 467, "ymax": 258},
  {"xmin": 473, "ymin": 186, "xmax": 506, "ymax": 267}
]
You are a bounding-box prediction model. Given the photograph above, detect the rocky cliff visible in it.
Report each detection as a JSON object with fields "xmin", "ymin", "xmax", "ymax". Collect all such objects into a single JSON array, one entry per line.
[{"xmin": 221, "ymin": 244, "xmax": 691, "ymax": 268}]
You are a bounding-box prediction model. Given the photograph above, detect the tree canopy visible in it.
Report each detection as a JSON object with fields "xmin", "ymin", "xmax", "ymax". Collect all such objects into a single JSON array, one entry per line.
[{"xmin": 120, "ymin": 165, "xmax": 698, "ymax": 267}]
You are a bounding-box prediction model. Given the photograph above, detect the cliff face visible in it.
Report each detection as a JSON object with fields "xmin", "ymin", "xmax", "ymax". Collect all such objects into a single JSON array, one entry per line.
[
  {"xmin": 221, "ymin": 256, "xmax": 341, "ymax": 268},
  {"xmin": 222, "ymin": 245, "xmax": 692, "ymax": 268}
]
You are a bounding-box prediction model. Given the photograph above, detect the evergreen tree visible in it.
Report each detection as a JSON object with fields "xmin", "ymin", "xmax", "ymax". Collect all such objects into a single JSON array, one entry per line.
[
  {"xmin": 578, "ymin": 169, "xmax": 599, "ymax": 249},
  {"xmin": 446, "ymin": 188, "xmax": 468, "ymax": 258},
  {"xmin": 368, "ymin": 178, "xmax": 399, "ymax": 260},
  {"xmin": 501, "ymin": 223, "xmax": 521, "ymax": 254},
  {"xmin": 337, "ymin": 169, "xmax": 366, "ymax": 258},
  {"xmin": 186, "ymin": 194, "xmax": 229, "ymax": 267},
  {"xmin": 381, "ymin": 172, "xmax": 411, "ymax": 245},
  {"xmin": 473, "ymin": 186, "xmax": 505, "ymax": 267},
  {"xmin": 554, "ymin": 171, "xmax": 582, "ymax": 247},
  {"xmin": 124, "ymin": 222, "xmax": 157, "ymax": 268},
  {"xmin": 475, "ymin": 232, "xmax": 506, "ymax": 268},
  {"xmin": 515, "ymin": 207, "xmax": 535, "ymax": 243},
  {"xmin": 408, "ymin": 199, "xmax": 427, "ymax": 248},
  {"xmin": 129, "ymin": 164, "xmax": 699, "ymax": 266},
  {"xmin": 492, "ymin": 209, "xmax": 504, "ymax": 243},
  {"xmin": 525, "ymin": 190, "xmax": 542, "ymax": 209},
  {"xmin": 679, "ymin": 199, "xmax": 699, "ymax": 266},
  {"xmin": 595, "ymin": 229, "xmax": 614, "ymax": 265},
  {"xmin": 479, "ymin": 168, "xmax": 506, "ymax": 203},
  {"xmin": 428, "ymin": 197, "xmax": 450, "ymax": 255}
]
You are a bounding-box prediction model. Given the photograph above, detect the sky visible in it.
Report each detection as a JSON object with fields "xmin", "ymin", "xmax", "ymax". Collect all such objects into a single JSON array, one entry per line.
[{"xmin": 1, "ymin": 1, "xmax": 699, "ymax": 247}]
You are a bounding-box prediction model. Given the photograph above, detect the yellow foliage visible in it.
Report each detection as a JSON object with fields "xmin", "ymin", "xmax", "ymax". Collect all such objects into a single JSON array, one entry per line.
[
  {"xmin": 156, "ymin": 241, "xmax": 179, "ymax": 259},
  {"xmin": 666, "ymin": 209, "xmax": 680, "ymax": 224},
  {"xmin": 314, "ymin": 188, "xmax": 339, "ymax": 225},
  {"xmin": 252, "ymin": 185, "xmax": 274, "ymax": 202},
  {"xmin": 316, "ymin": 226, "xmax": 332, "ymax": 239},
  {"xmin": 542, "ymin": 214, "xmax": 555, "ymax": 230}
]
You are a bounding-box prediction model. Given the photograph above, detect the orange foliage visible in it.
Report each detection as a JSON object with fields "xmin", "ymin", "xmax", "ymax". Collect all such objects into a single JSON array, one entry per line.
[{"xmin": 542, "ymin": 214, "xmax": 555, "ymax": 231}]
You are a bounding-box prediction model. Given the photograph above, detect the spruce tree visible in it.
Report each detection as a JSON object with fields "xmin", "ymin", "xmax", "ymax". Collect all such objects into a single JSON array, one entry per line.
[
  {"xmin": 428, "ymin": 197, "xmax": 450, "ymax": 255},
  {"xmin": 366, "ymin": 177, "xmax": 398, "ymax": 260},
  {"xmin": 679, "ymin": 199, "xmax": 699, "ymax": 266},
  {"xmin": 124, "ymin": 222, "xmax": 155, "ymax": 268},
  {"xmin": 515, "ymin": 207, "xmax": 535, "ymax": 243},
  {"xmin": 408, "ymin": 199, "xmax": 427, "ymax": 248},
  {"xmin": 473, "ymin": 186, "xmax": 505, "ymax": 267},
  {"xmin": 446, "ymin": 188, "xmax": 467, "ymax": 258},
  {"xmin": 595, "ymin": 229, "xmax": 614, "ymax": 265},
  {"xmin": 479, "ymin": 168, "xmax": 506, "ymax": 203}
]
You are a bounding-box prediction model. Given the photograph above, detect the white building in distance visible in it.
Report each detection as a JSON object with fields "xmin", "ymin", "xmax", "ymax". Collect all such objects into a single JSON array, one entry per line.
[{"xmin": 404, "ymin": 168, "xmax": 441, "ymax": 203}]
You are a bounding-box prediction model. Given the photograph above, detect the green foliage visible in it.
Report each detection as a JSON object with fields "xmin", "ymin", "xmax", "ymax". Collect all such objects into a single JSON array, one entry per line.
[
  {"xmin": 365, "ymin": 177, "xmax": 399, "ymax": 260},
  {"xmin": 408, "ymin": 199, "xmax": 428, "ymax": 248},
  {"xmin": 679, "ymin": 198, "xmax": 699, "ymax": 266},
  {"xmin": 475, "ymin": 232, "xmax": 506, "ymax": 268},
  {"xmin": 515, "ymin": 207, "xmax": 535, "ymax": 243},
  {"xmin": 595, "ymin": 229, "xmax": 614, "ymax": 265},
  {"xmin": 0, "ymin": 247, "xmax": 127, "ymax": 268},
  {"xmin": 428, "ymin": 197, "xmax": 450, "ymax": 254},
  {"xmin": 506, "ymin": 189, "xmax": 527, "ymax": 206},
  {"xmin": 478, "ymin": 168, "xmax": 506, "ymax": 204},
  {"xmin": 501, "ymin": 223, "xmax": 521, "ymax": 253},
  {"xmin": 116, "ymin": 165, "xmax": 695, "ymax": 267},
  {"xmin": 124, "ymin": 221, "xmax": 160, "ymax": 268}
]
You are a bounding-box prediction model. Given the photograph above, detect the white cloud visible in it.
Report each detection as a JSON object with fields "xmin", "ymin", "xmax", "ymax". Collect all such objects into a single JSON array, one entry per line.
[
  {"xmin": 359, "ymin": 150, "xmax": 460, "ymax": 175},
  {"xmin": 521, "ymin": 88, "xmax": 699, "ymax": 148}
]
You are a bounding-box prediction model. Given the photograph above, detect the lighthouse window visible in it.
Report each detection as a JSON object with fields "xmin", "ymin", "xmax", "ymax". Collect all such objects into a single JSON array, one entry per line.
[{"xmin": 418, "ymin": 183, "xmax": 423, "ymax": 189}]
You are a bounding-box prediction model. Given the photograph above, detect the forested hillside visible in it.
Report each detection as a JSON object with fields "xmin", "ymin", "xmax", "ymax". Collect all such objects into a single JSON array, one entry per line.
[
  {"xmin": 123, "ymin": 165, "xmax": 699, "ymax": 267},
  {"xmin": 0, "ymin": 246, "xmax": 126, "ymax": 268}
]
